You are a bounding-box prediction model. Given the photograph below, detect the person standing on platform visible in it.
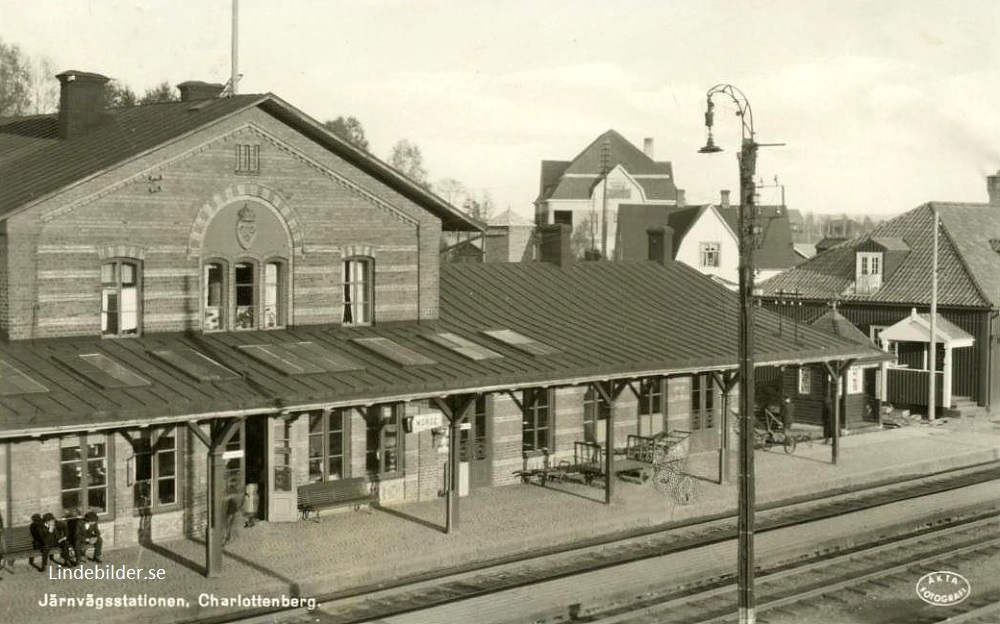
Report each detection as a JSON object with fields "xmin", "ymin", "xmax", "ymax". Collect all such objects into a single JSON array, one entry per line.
[
  {"xmin": 781, "ymin": 396, "xmax": 796, "ymax": 434},
  {"xmin": 822, "ymin": 391, "xmax": 835, "ymax": 444}
]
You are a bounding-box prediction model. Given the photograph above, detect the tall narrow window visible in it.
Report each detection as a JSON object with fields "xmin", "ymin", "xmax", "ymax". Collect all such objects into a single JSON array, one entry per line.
[
  {"xmin": 204, "ymin": 262, "xmax": 225, "ymax": 331},
  {"xmin": 234, "ymin": 262, "xmax": 256, "ymax": 330},
  {"xmin": 133, "ymin": 428, "xmax": 178, "ymax": 510},
  {"xmin": 273, "ymin": 420, "xmax": 292, "ymax": 492},
  {"xmin": 583, "ymin": 387, "xmax": 610, "ymax": 444},
  {"xmin": 101, "ymin": 260, "xmax": 140, "ymax": 336},
  {"xmin": 263, "ymin": 261, "xmax": 283, "ymax": 329},
  {"xmin": 522, "ymin": 388, "xmax": 552, "ymax": 452},
  {"xmin": 235, "ymin": 144, "xmax": 260, "ymax": 174},
  {"xmin": 366, "ymin": 405, "xmax": 401, "ymax": 476},
  {"xmin": 343, "ymin": 258, "xmax": 373, "ymax": 326},
  {"xmin": 308, "ymin": 409, "xmax": 347, "ymax": 482},
  {"xmin": 60, "ymin": 434, "xmax": 109, "ymax": 515},
  {"xmin": 798, "ymin": 367, "xmax": 812, "ymax": 395}
]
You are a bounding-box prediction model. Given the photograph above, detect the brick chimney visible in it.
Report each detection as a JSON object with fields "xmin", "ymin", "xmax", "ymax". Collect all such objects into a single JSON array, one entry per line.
[
  {"xmin": 643, "ymin": 137, "xmax": 654, "ymax": 159},
  {"xmin": 56, "ymin": 70, "xmax": 109, "ymax": 139},
  {"xmin": 538, "ymin": 224, "xmax": 573, "ymax": 267},
  {"xmin": 988, "ymin": 169, "xmax": 1000, "ymax": 206},
  {"xmin": 177, "ymin": 81, "xmax": 225, "ymax": 102},
  {"xmin": 720, "ymin": 189, "xmax": 731, "ymax": 208}
]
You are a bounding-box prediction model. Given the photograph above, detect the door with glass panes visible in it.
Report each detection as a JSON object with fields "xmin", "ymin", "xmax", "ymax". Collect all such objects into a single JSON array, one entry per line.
[
  {"xmin": 268, "ymin": 418, "xmax": 297, "ymax": 521},
  {"xmin": 689, "ymin": 373, "xmax": 720, "ymax": 453},
  {"xmin": 458, "ymin": 396, "xmax": 492, "ymax": 490}
]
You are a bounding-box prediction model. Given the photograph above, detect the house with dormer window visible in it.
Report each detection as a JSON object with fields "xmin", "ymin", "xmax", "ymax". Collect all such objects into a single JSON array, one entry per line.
[{"xmin": 762, "ymin": 179, "xmax": 1000, "ymax": 413}]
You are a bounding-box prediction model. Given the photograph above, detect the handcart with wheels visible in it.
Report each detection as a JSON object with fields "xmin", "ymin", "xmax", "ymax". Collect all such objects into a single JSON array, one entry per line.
[{"xmin": 754, "ymin": 407, "xmax": 798, "ymax": 453}]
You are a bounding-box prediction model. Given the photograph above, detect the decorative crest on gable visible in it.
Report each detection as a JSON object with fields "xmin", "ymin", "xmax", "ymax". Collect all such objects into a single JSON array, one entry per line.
[{"xmin": 236, "ymin": 203, "xmax": 257, "ymax": 249}]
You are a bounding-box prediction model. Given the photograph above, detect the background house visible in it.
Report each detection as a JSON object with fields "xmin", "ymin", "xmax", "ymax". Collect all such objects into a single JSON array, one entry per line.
[
  {"xmin": 762, "ymin": 174, "xmax": 1000, "ymax": 412},
  {"xmin": 534, "ymin": 130, "xmax": 682, "ymax": 259}
]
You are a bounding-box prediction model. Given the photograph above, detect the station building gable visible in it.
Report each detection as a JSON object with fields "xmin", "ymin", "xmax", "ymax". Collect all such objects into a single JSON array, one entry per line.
[{"xmin": 0, "ymin": 93, "xmax": 468, "ymax": 340}]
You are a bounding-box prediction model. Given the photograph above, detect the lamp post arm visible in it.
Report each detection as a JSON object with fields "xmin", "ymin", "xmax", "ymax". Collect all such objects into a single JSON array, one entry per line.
[{"xmin": 706, "ymin": 83, "xmax": 755, "ymax": 141}]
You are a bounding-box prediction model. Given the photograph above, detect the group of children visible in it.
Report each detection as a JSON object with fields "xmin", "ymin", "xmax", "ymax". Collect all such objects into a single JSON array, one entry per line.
[{"xmin": 27, "ymin": 510, "xmax": 103, "ymax": 570}]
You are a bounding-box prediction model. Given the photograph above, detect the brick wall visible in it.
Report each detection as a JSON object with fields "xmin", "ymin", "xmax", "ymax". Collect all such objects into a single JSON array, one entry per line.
[
  {"xmin": 5, "ymin": 108, "xmax": 443, "ymax": 340},
  {"xmin": 490, "ymin": 392, "xmax": 522, "ymax": 487}
]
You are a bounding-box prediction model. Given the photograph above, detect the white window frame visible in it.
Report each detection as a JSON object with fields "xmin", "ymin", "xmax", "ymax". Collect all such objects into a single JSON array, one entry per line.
[
  {"xmin": 101, "ymin": 259, "xmax": 141, "ymax": 337},
  {"xmin": 699, "ymin": 242, "xmax": 721, "ymax": 268},
  {"xmin": 798, "ymin": 367, "xmax": 812, "ymax": 395},
  {"xmin": 847, "ymin": 367, "xmax": 863, "ymax": 394},
  {"xmin": 343, "ymin": 257, "xmax": 374, "ymax": 326}
]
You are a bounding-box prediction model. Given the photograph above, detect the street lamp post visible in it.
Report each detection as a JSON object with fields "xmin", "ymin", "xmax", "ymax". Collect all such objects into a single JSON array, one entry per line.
[{"xmin": 699, "ymin": 84, "xmax": 759, "ymax": 624}]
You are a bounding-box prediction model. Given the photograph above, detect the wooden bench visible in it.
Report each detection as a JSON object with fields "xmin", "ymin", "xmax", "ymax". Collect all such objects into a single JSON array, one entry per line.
[
  {"xmin": 297, "ymin": 477, "xmax": 377, "ymax": 520},
  {"xmin": 4, "ymin": 525, "xmax": 44, "ymax": 570}
]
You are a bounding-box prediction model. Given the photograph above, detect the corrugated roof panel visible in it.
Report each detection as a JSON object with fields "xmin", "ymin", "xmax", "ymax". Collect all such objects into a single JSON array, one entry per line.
[
  {"xmin": 353, "ymin": 337, "xmax": 436, "ymax": 366},
  {"xmin": 481, "ymin": 328, "xmax": 559, "ymax": 357},
  {"xmin": 150, "ymin": 348, "xmax": 239, "ymax": 382},
  {"xmin": 0, "ymin": 359, "xmax": 49, "ymax": 395},
  {"xmin": 423, "ymin": 332, "xmax": 504, "ymax": 361}
]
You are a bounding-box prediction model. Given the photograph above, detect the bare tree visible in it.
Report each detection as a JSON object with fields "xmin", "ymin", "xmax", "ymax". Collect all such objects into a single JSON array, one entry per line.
[
  {"xmin": 138, "ymin": 81, "xmax": 178, "ymax": 105},
  {"xmin": 388, "ymin": 139, "xmax": 430, "ymax": 189},
  {"xmin": 462, "ymin": 190, "xmax": 494, "ymax": 223},
  {"xmin": 0, "ymin": 38, "xmax": 32, "ymax": 117},
  {"xmin": 105, "ymin": 79, "xmax": 138, "ymax": 108},
  {"xmin": 323, "ymin": 116, "xmax": 370, "ymax": 152},
  {"xmin": 27, "ymin": 56, "xmax": 58, "ymax": 114},
  {"xmin": 434, "ymin": 178, "xmax": 467, "ymax": 206}
]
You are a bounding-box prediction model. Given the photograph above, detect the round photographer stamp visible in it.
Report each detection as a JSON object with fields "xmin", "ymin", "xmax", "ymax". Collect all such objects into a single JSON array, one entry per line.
[{"xmin": 915, "ymin": 571, "xmax": 971, "ymax": 606}]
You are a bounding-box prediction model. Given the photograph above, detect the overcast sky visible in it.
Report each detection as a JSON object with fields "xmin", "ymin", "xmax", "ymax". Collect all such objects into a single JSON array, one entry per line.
[{"xmin": 2, "ymin": 0, "xmax": 998, "ymax": 219}]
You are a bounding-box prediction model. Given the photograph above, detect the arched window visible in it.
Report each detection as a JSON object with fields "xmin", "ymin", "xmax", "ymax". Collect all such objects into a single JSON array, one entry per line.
[
  {"xmin": 203, "ymin": 260, "xmax": 228, "ymax": 331},
  {"xmin": 343, "ymin": 257, "xmax": 373, "ymax": 326},
  {"xmin": 101, "ymin": 259, "xmax": 141, "ymax": 336},
  {"xmin": 234, "ymin": 260, "xmax": 257, "ymax": 330},
  {"xmin": 262, "ymin": 259, "xmax": 286, "ymax": 329}
]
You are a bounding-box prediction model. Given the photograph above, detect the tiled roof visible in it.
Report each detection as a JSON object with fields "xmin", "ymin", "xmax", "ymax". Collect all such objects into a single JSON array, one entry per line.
[
  {"xmin": 489, "ymin": 208, "xmax": 534, "ymax": 227},
  {"xmin": 617, "ymin": 203, "xmax": 706, "ymax": 255},
  {"xmin": 536, "ymin": 129, "xmax": 677, "ymax": 202},
  {"xmin": 763, "ymin": 203, "xmax": 999, "ymax": 308},
  {"xmin": 935, "ymin": 203, "xmax": 1000, "ymax": 307},
  {"xmin": 718, "ymin": 205, "xmax": 799, "ymax": 270},
  {"xmin": 809, "ymin": 309, "xmax": 872, "ymax": 345},
  {"xmin": 0, "ymin": 261, "xmax": 884, "ymax": 436},
  {"xmin": 0, "ymin": 96, "xmax": 481, "ymax": 231}
]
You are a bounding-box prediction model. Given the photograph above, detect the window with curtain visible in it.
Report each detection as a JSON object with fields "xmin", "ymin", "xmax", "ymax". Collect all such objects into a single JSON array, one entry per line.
[
  {"xmin": 263, "ymin": 261, "xmax": 283, "ymax": 329},
  {"xmin": 101, "ymin": 260, "xmax": 140, "ymax": 336},
  {"xmin": 204, "ymin": 262, "xmax": 226, "ymax": 331},
  {"xmin": 343, "ymin": 258, "xmax": 373, "ymax": 326}
]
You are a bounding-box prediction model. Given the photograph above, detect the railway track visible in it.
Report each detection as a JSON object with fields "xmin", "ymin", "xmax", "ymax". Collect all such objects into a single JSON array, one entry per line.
[
  {"xmin": 585, "ymin": 514, "xmax": 999, "ymax": 623},
  {"xmin": 197, "ymin": 460, "xmax": 1000, "ymax": 624}
]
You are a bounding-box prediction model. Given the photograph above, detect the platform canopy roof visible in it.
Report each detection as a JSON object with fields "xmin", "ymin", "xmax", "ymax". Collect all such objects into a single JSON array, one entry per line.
[
  {"xmin": 0, "ymin": 261, "xmax": 887, "ymax": 439},
  {"xmin": 878, "ymin": 310, "xmax": 975, "ymax": 348}
]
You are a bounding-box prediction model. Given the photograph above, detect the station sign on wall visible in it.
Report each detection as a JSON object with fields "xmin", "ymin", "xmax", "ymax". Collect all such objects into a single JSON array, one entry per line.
[{"xmin": 406, "ymin": 412, "xmax": 444, "ymax": 433}]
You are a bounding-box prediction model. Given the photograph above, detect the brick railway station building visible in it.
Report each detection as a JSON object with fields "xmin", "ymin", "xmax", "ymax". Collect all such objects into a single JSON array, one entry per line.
[{"xmin": 0, "ymin": 71, "xmax": 883, "ymax": 575}]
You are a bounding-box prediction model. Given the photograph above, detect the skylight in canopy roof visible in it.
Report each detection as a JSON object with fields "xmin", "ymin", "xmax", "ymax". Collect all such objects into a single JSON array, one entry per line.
[
  {"xmin": 353, "ymin": 337, "xmax": 436, "ymax": 366},
  {"xmin": 481, "ymin": 329, "xmax": 558, "ymax": 356},
  {"xmin": 424, "ymin": 332, "xmax": 503, "ymax": 361},
  {"xmin": 0, "ymin": 359, "xmax": 49, "ymax": 395}
]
